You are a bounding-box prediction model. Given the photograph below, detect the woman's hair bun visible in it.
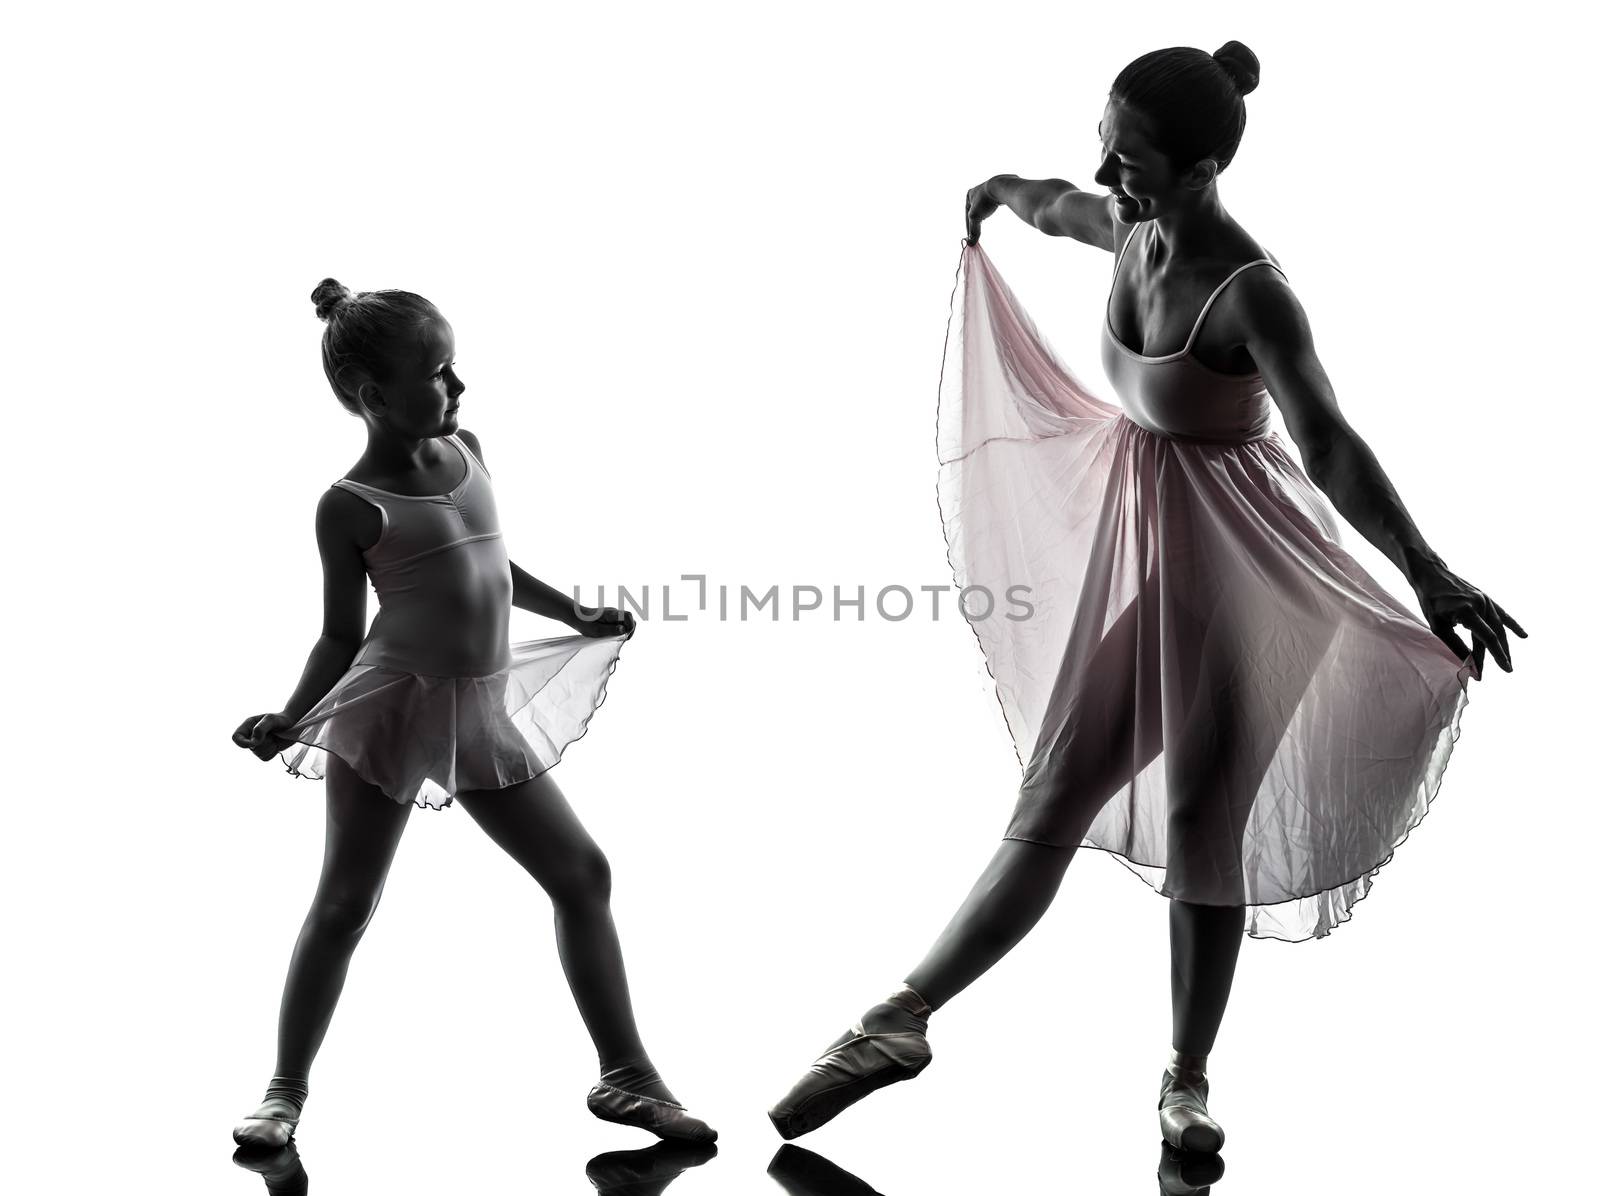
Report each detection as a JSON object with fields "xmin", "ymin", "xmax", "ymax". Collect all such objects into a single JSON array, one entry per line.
[
  {"xmin": 311, "ymin": 278, "xmax": 354, "ymax": 322},
  {"xmin": 1211, "ymin": 41, "xmax": 1260, "ymax": 96}
]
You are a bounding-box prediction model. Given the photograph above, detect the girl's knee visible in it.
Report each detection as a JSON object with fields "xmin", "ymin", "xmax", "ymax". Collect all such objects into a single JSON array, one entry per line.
[{"xmin": 309, "ymin": 892, "xmax": 380, "ymax": 941}]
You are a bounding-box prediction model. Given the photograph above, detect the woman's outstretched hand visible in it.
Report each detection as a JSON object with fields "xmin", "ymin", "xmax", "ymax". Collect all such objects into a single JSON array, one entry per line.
[
  {"xmin": 233, "ymin": 711, "xmax": 299, "ymax": 761},
  {"xmin": 965, "ymin": 178, "xmax": 1004, "ymax": 244},
  {"xmin": 572, "ymin": 604, "xmax": 636, "ymax": 640},
  {"xmin": 1409, "ymin": 559, "xmax": 1526, "ymax": 676}
]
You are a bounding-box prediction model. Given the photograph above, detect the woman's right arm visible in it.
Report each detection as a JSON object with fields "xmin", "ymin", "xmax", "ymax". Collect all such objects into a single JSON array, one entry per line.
[
  {"xmin": 276, "ymin": 489, "xmax": 370, "ymax": 723},
  {"xmin": 966, "ymin": 175, "xmax": 1116, "ymax": 250}
]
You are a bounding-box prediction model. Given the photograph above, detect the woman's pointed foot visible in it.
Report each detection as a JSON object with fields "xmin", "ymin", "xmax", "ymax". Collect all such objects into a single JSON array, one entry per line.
[
  {"xmin": 767, "ymin": 985, "xmax": 933, "ymax": 1140},
  {"xmin": 1157, "ymin": 1051, "xmax": 1225, "ymax": 1154}
]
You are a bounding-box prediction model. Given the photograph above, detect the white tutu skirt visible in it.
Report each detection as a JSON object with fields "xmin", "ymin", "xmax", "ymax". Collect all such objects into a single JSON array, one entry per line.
[
  {"xmin": 940, "ymin": 245, "xmax": 1476, "ymax": 941},
  {"xmin": 277, "ymin": 633, "xmax": 626, "ymax": 811}
]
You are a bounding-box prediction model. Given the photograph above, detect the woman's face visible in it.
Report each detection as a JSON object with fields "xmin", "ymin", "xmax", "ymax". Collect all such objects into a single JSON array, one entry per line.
[
  {"xmin": 361, "ymin": 320, "xmax": 465, "ymax": 437},
  {"xmin": 1092, "ymin": 99, "xmax": 1215, "ymax": 221}
]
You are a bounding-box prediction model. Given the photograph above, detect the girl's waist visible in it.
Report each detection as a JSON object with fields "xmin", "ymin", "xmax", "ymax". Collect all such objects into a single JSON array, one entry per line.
[{"xmin": 353, "ymin": 609, "xmax": 512, "ymax": 677}]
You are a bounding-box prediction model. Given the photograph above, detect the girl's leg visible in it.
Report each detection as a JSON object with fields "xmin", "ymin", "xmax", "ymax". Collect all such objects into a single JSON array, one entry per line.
[
  {"xmin": 237, "ymin": 756, "xmax": 413, "ymax": 1142},
  {"xmin": 277, "ymin": 758, "xmax": 414, "ymax": 1076},
  {"xmin": 454, "ymin": 770, "xmax": 674, "ymax": 1103}
]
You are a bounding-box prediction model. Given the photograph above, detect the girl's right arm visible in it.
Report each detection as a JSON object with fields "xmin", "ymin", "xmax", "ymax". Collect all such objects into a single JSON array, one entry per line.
[
  {"xmin": 235, "ymin": 489, "xmax": 371, "ymax": 758},
  {"xmin": 966, "ymin": 175, "xmax": 1116, "ymax": 250},
  {"xmin": 274, "ymin": 488, "xmax": 371, "ymax": 723}
]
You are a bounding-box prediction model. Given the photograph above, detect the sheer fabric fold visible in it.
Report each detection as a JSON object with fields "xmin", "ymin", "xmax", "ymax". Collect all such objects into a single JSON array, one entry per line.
[
  {"xmin": 278, "ymin": 633, "xmax": 624, "ymax": 811},
  {"xmin": 937, "ymin": 244, "xmax": 1475, "ymax": 941}
]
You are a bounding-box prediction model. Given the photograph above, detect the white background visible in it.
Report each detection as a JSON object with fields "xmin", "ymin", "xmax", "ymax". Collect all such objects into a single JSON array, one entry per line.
[{"xmin": 6, "ymin": 1, "xmax": 1588, "ymax": 1192}]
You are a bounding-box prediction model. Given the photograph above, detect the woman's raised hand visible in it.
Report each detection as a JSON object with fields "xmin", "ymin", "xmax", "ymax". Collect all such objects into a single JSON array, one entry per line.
[
  {"xmin": 232, "ymin": 711, "xmax": 299, "ymax": 761},
  {"xmin": 1409, "ymin": 559, "xmax": 1527, "ymax": 676},
  {"xmin": 965, "ymin": 179, "xmax": 1003, "ymax": 244}
]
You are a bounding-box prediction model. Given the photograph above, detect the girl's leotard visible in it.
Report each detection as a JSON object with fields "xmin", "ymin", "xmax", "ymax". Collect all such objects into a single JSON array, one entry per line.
[
  {"xmin": 275, "ymin": 433, "xmax": 626, "ymax": 810},
  {"xmin": 937, "ymin": 229, "xmax": 1475, "ymax": 941},
  {"xmin": 333, "ymin": 431, "xmax": 514, "ymax": 678}
]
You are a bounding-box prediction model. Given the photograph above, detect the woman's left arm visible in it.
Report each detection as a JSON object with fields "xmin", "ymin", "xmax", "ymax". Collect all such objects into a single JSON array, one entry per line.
[{"xmin": 1241, "ymin": 273, "xmax": 1525, "ymax": 674}]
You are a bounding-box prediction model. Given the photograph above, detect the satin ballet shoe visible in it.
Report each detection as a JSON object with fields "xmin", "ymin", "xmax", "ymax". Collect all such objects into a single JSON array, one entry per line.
[
  {"xmin": 1157, "ymin": 1050, "xmax": 1225, "ymax": 1154},
  {"xmin": 586, "ymin": 1080, "xmax": 718, "ymax": 1143},
  {"xmin": 768, "ymin": 986, "xmax": 933, "ymax": 1140},
  {"xmin": 232, "ymin": 1099, "xmax": 301, "ymax": 1150}
]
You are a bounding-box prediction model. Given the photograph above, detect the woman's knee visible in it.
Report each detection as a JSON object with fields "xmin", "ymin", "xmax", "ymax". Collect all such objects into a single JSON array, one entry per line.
[{"xmin": 545, "ymin": 844, "xmax": 612, "ymax": 907}]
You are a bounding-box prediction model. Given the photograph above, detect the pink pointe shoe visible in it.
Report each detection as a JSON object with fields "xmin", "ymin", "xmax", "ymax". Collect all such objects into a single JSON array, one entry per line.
[{"xmin": 768, "ymin": 985, "xmax": 934, "ymax": 1139}]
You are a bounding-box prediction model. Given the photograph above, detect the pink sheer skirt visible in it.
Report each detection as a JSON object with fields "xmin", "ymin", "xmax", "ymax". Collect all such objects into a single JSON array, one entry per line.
[
  {"xmin": 938, "ymin": 246, "xmax": 1475, "ymax": 941},
  {"xmin": 276, "ymin": 633, "xmax": 626, "ymax": 811}
]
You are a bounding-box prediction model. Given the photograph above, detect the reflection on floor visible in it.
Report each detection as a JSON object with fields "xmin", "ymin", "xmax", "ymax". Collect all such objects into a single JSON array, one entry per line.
[
  {"xmin": 232, "ymin": 1138, "xmax": 722, "ymax": 1195},
  {"xmin": 765, "ymin": 1141, "xmax": 1225, "ymax": 1195},
  {"xmin": 231, "ymin": 1131, "xmax": 1225, "ymax": 1193}
]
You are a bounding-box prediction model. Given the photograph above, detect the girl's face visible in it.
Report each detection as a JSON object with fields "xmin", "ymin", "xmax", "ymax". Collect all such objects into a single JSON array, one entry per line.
[
  {"xmin": 363, "ymin": 320, "xmax": 465, "ymax": 437},
  {"xmin": 1092, "ymin": 99, "xmax": 1217, "ymax": 221}
]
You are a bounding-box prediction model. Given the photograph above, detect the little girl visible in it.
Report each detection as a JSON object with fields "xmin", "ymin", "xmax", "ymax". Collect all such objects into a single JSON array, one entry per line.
[{"xmin": 231, "ymin": 279, "xmax": 715, "ymax": 1147}]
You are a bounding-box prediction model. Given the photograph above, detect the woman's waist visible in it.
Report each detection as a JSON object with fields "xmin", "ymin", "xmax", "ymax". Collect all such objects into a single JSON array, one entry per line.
[
  {"xmin": 1116, "ymin": 409, "xmax": 1274, "ymax": 447},
  {"xmin": 1110, "ymin": 375, "xmax": 1273, "ymax": 444}
]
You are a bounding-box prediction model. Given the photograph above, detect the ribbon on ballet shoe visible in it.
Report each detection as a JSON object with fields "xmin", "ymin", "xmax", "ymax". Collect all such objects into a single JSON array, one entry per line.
[{"xmin": 884, "ymin": 984, "xmax": 933, "ymax": 1019}]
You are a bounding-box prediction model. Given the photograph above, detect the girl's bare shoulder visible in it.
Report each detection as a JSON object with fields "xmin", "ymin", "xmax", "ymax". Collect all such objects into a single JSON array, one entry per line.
[
  {"xmin": 316, "ymin": 484, "xmax": 382, "ymax": 557},
  {"xmin": 455, "ymin": 426, "xmax": 487, "ymax": 472}
]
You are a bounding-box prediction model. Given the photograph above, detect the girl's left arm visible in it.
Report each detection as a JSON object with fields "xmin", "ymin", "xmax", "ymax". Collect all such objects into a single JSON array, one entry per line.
[
  {"xmin": 457, "ymin": 427, "xmax": 633, "ymax": 638},
  {"xmin": 510, "ymin": 560, "xmax": 587, "ymax": 627}
]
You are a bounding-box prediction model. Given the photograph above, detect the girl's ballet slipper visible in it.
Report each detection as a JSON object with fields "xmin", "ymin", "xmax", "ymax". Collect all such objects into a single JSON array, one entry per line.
[
  {"xmin": 1157, "ymin": 1052, "xmax": 1225, "ymax": 1154},
  {"xmin": 767, "ymin": 1007, "xmax": 933, "ymax": 1141},
  {"xmin": 586, "ymin": 1081, "xmax": 718, "ymax": 1143}
]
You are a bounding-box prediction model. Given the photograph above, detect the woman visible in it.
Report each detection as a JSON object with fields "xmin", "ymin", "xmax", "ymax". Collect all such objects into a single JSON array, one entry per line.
[{"xmin": 769, "ymin": 41, "xmax": 1523, "ymax": 1153}]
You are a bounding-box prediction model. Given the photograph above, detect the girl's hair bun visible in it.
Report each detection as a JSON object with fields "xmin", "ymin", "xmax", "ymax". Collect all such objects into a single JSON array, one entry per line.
[
  {"xmin": 1212, "ymin": 41, "xmax": 1260, "ymax": 96},
  {"xmin": 311, "ymin": 278, "xmax": 355, "ymax": 322}
]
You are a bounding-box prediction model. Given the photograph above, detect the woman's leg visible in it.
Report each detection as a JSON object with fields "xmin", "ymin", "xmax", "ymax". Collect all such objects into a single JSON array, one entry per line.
[
  {"xmin": 1168, "ymin": 899, "xmax": 1246, "ymax": 1056},
  {"xmin": 801, "ymin": 589, "xmax": 1161, "ymax": 1047},
  {"xmin": 769, "ymin": 590, "xmax": 1167, "ymax": 1138},
  {"xmin": 238, "ymin": 756, "xmax": 413, "ymax": 1140},
  {"xmin": 893, "ymin": 590, "xmax": 1165, "ymax": 1018},
  {"xmin": 1159, "ymin": 597, "xmax": 1334, "ymax": 1148},
  {"xmin": 454, "ymin": 770, "xmax": 675, "ymax": 1103}
]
